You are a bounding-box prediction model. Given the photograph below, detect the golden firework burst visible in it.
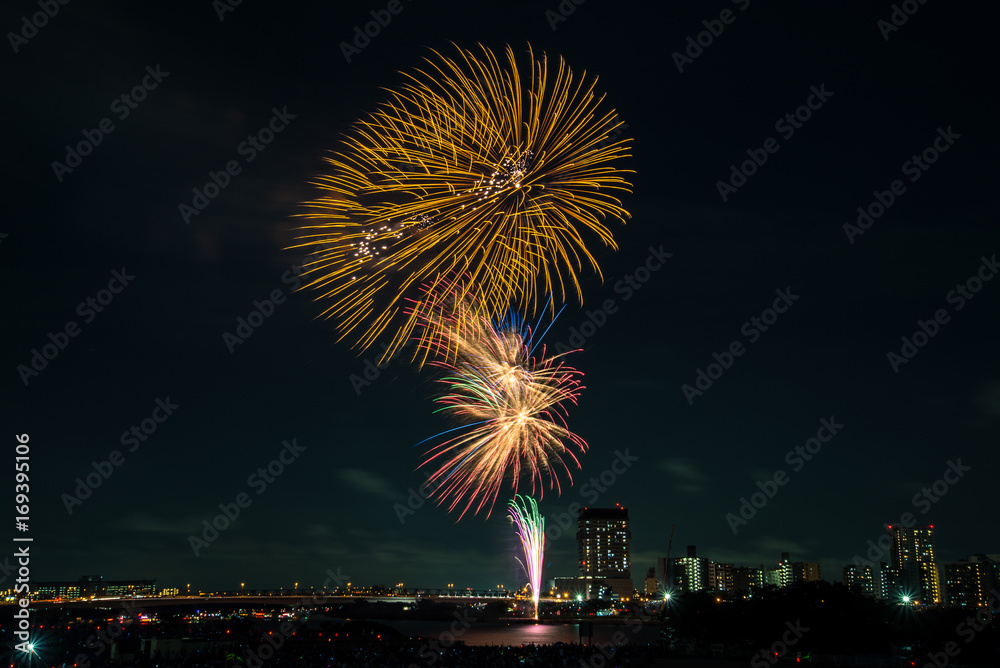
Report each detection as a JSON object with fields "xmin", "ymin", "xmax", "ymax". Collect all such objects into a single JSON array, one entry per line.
[
  {"xmin": 416, "ymin": 292, "xmax": 587, "ymax": 520},
  {"xmin": 294, "ymin": 43, "xmax": 633, "ymax": 361}
]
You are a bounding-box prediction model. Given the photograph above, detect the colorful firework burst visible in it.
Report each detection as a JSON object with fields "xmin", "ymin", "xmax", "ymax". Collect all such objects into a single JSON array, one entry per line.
[
  {"xmin": 415, "ymin": 290, "xmax": 587, "ymax": 519},
  {"xmin": 294, "ymin": 43, "xmax": 633, "ymax": 361},
  {"xmin": 509, "ymin": 494, "xmax": 545, "ymax": 619}
]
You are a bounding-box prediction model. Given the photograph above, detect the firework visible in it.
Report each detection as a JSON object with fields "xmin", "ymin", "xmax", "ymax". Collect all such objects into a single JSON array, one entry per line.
[
  {"xmin": 509, "ymin": 494, "xmax": 545, "ymax": 620},
  {"xmin": 416, "ymin": 291, "xmax": 587, "ymax": 519},
  {"xmin": 294, "ymin": 43, "xmax": 633, "ymax": 361}
]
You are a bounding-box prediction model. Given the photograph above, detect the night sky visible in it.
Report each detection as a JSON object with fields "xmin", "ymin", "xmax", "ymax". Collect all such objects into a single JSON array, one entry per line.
[{"xmin": 4, "ymin": 1, "xmax": 998, "ymax": 593}]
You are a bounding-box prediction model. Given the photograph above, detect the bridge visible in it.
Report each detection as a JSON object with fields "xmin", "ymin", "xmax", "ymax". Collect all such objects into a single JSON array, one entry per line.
[{"xmin": 20, "ymin": 591, "xmax": 570, "ymax": 608}]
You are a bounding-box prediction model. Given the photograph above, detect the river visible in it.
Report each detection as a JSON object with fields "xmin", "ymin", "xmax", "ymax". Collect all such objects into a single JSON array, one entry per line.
[{"xmin": 320, "ymin": 617, "xmax": 662, "ymax": 646}]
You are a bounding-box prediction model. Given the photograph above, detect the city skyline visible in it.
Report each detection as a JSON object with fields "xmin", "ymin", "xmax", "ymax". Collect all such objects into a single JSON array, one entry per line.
[
  {"xmin": 17, "ymin": 515, "xmax": 998, "ymax": 603},
  {"xmin": 4, "ymin": 0, "xmax": 998, "ymax": 595}
]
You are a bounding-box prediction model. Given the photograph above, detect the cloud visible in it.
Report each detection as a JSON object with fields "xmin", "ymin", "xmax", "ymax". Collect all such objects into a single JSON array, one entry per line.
[
  {"xmin": 657, "ymin": 458, "xmax": 707, "ymax": 492},
  {"xmin": 337, "ymin": 468, "xmax": 398, "ymax": 499}
]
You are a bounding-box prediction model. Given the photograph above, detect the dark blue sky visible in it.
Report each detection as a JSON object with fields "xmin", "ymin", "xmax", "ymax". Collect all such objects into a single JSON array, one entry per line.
[{"xmin": 3, "ymin": 0, "xmax": 998, "ymax": 592}]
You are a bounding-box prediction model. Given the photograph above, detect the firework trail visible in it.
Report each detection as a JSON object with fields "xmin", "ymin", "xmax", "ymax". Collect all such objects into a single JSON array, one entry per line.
[
  {"xmin": 509, "ymin": 494, "xmax": 545, "ymax": 620},
  {"xmin": 414, "ymin": 286, "xmax": 586, "ymax": 520},
  {"xmin": 294, "ymin": 43, "xmax": 633, "ymax": 362}
]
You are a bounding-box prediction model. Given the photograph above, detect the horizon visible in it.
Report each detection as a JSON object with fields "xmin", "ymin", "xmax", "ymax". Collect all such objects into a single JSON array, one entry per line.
[{"xmin": 4, "ymin": 0, "xmax": 997, "ymax": 595}]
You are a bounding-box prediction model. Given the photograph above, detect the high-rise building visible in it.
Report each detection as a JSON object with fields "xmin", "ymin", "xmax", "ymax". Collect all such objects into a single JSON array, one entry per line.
[
  {"xmin": 778, "ymin": 553, "xmax": 793, "ymax": 588},
  {"xmin": 774, "ymin": 553, "xmax": 821, "ymax": 587},
  {"xmin": 644, "ymin": 567, "xmax": 658, "ymax": 597},
  {"xmin": 673, "ymin": 546, "xmax": 709, "ymax": 592},
  {"xmin": 664, "ymin": 548, "xmax": 733, "ymax": 593},
  {"xmin": 970, "ymin": 554, "xmax": 1000, "ymax": 601},
  {"xmin": 843, "ymin": 564, "xmax": 876, "ymax": 597},
  {"xmin": 844, "ymin": 562, "xmax": 892, "ymax": 599},
  {"xmin": 708, "ymin": 562, "xmax": 734, "ymax": 592},
  {"xmin": 888, "ymin": 524, "xmax": 940, "ymax": 604},
  {"xmin": 875, "ymin": 562, "xmax": 891, "ymax": 600},
  {"xmin": 944, "ymin": 561, "xmax": 987, "ymax": 608},
  {"xmin": 943, "ymin": 556, "xmax": 999, "ymax": 608},
  {"xmin": 577, "ymin": 505, "xmax": 633, "ymax": 600},
  {"xmin": 793, "ymin": 561, "xmax": 822, "ymax": 583},
  {"xmin": 578, "ymin": 506, "xmax": 631, "ymax": 577},
  {"xmin": 731, "ymin": 566, "xmax": 764, "ymax": 594}
]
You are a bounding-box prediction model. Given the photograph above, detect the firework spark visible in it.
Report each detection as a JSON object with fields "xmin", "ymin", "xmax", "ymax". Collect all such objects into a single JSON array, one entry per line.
[
  {"xmin": 294, "ymin": 43, "xmax": 633, "ymax": 361},
  {"xmin": 509, "ymin": 494, "xmax": 545, "ymax": 620},
  {"xmin": 416, "ymin": 290, "xmax": 587, "ymax": 520}
]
